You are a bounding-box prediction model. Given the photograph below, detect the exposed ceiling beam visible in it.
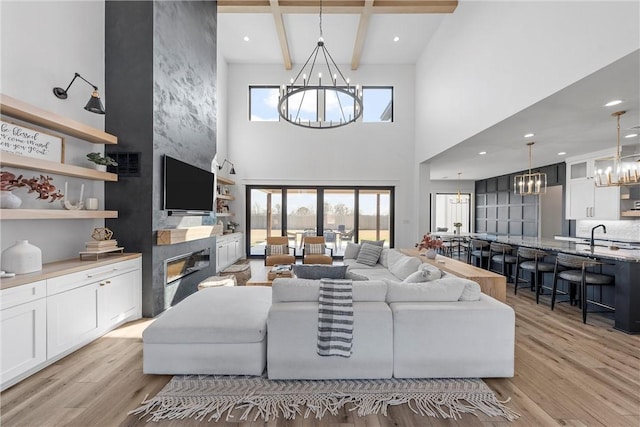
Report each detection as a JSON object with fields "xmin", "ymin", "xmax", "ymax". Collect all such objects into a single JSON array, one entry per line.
[
  {"xmin": 269, "ymin": 0, "xmax": 293, "ymax": 70},
  {"xmin": 218, "ymin": 1, "xmax": 458, "ymax": 14},
  {"xmin": 351, "ymin": 0, "xmax": 373, "ymax": 70}
]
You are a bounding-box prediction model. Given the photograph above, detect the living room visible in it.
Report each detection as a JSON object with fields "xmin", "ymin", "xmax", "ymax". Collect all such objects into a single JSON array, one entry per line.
[{"xmin": 1, "ymin": 1, "xmax": 639, "ymax": 426}]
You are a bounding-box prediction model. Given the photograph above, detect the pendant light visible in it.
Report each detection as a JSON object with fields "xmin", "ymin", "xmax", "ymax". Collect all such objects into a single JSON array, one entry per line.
[
  {"xmin": 594, "ymin": 111, "xmax": 640, "ymax": 187},
  {"xmin": 450, "ymin": 172, "xmax": 468, "ymax": 204},
  {"xmin": 514, "ymin": 142, "xmax": 547, "ymax": 196}
]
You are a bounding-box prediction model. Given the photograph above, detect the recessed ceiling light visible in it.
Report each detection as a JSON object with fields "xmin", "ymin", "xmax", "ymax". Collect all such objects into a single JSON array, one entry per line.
[
  {"xmin": 625, "ymin": 133, "xmax": 638, "ymax": 139},
  {"xmin": 442, "ymin": 176, "xmax": 448, "ymax": 179},
  {"xmin": 558, "ymin": 152, "xmax": 567, "ymax": 156},
  {"xmin": 524, "ymin": 133, "xmax": 535, "ymax": 138},
  {"xmin": 604, "ymin": 99, "xmax": 623, "ymax": 107},
  {"xmin": 243, "ymin": 36, "xmax": 250, "ymax": 42},
  {"xmin": 479, "ymin": 151, "xmax": 487, "ymax": 155},
  {"xmin": 393, "ymin": 36, "xmax": 400, "ymax": 42}
]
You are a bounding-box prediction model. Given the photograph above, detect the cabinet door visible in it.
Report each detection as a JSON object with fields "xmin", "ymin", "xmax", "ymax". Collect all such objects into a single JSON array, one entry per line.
[
  {"xmin": 101, "ymin": 270, "xmax": 140, "ymax": 328},
  {"xmin": 593, "ymin": 186, "xmax": 620, "ymax": 219},
  {"xmin": 47, "ymin": 283, "xmax": 100, "ymax": 359},
  {"xmin": 216, "ymin": 243, "xmax": 228, "ymax": 271},
  {"xmin": 568, "ymin": 180, "xmax": 595, "ymax": 219},
  {"xmin": 1, "ymin": 298, "xmax": 47, "ymax": 389}
]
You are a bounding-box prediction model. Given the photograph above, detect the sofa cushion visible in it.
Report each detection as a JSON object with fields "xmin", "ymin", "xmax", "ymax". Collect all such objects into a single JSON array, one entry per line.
[
  {"xmin": 343, "ymin": 259, "xmax": 386, "ymax": 270},
  {"xmin": 379, "ymin": 249, "xmax": 390, "ymax": 268},
  {"xmin": 388, "ymin": 253, "xmax": 422, "ymax": 281},
  {"xmin": 356, "ymin": 242, "xmax": 383, "ymax": 266},
  {"xmin": 272, "ymin": 278, "xmax": 387, "ymax": 302},
  {"xmin": 292, "ymin": 264, "xmax": 348, "ymax": 280},
  {"xmin": 343, "ymin": 242, "xmax": 361, "ymax": 259},
  {"xmin": 452, "ymin": 277, "xmax": 482, "ymax": 301},
  {"xmin": 345, "ymin": 270, "xmax": 369, "ymax": 281},
  {"xmin": 143, "ymin": 286, "xmax": 272, "ymax": 344},
  {"xmin": 384, "ymin": 279, "xmax": 466, "ymax": 302}
]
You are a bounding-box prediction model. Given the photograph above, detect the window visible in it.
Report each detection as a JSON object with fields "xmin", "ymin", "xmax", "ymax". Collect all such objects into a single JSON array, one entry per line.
[
  {"xmin": 249, "ymin": 86, "xmax": 279, "ymax": 121},
  {"xmin": 247, "ymin": 186, "xmax": 394, "ymax": 257},
  {"xmin": 363, "ymin": 87, "xmax": 393, "ymax": 122},
  {"xmin": 249, "ymin": 85, "xmax": 394, "ymax": 123}
]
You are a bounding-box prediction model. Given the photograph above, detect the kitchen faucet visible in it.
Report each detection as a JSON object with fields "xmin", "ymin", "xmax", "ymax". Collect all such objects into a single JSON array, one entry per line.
[{"xmin": 590, "ymin": 224, "xmax": 606, "ymax": 248}]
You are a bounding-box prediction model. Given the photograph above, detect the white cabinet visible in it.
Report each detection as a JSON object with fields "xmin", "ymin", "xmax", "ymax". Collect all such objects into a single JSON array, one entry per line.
[
  {"xmin": 0, "ymin": 281, "xmax": 47, "ymax": 387},
  {"xmin": 566, "ymin": 150, "xmax": 620, "ymax": 220},
  {"xmin": 0, "ymin": 255, "xmax": 141, "ymax": 390},
  {"xmin": 216, "ymin": 233, "xmax": 243, "ymax": 272}
]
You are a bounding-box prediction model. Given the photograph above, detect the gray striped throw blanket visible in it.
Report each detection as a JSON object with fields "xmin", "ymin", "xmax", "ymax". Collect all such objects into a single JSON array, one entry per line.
[{"xmin": 317, "ymin": 279, "xmax": 353, "ymax": 357}]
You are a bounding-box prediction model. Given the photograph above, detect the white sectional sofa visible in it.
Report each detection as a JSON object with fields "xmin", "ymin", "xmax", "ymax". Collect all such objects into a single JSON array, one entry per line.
[{"xmin": 142, "ymin": 248, "xmax": 515, "ymax": 380}]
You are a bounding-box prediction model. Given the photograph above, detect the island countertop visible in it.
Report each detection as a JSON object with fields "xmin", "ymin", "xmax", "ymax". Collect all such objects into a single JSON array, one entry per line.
[{"xmin": 473, "ymin": 235, "xmax": 640, "ymax": 263}]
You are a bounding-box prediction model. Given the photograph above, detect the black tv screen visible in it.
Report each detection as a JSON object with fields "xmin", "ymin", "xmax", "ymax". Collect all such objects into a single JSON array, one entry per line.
[{"xmin": 163, "ymin": 155, "xmax": 215, "ymax": 212}]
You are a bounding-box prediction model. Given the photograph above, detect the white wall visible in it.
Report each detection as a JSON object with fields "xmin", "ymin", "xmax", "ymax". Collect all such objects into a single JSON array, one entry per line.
[
  {"xmin": 226, "ymin": 63, "xmax": 417, "ymax": 248},
  {"xmin": 1, "ymin": 1, "xmax": 106, "ymax": 263},
  {"xmin": 415, "ymin": 1, "xmax": 639, "ymax": 163}
]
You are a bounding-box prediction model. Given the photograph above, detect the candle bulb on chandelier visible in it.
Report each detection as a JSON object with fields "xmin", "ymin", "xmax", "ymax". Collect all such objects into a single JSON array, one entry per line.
[
  {"xmin": 318, "ymin": 72, "xmax": 322, "ymax": 86},
  {"xmin": 333, "ymin": 73, "xmax": 337, "ymax": 86}
]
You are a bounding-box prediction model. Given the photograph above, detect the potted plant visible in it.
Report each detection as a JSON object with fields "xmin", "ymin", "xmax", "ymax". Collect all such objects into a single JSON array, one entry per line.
[
  {"xmin": 453, "ymin": 222, "xmax": 462, "ymax": 234},
  {"xmin": 0, "ymin": 172, "xmax": 64, "ymax": 208},
  {"xmin": 415, "ymin": 233, "xmax": 443, "ymax": 259},
  {"xmin": 86, "ymin": 152, "xmax": 118, "ymax": 171}
]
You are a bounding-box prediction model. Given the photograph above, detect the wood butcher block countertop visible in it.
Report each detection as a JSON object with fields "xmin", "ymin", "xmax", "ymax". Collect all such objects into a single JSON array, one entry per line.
[
  {"xmin": 0, "ymin": 253, "xmax": 141, "ymax": 290},
  {"xmin": 399, "ymin": 248, "xmax": 507, "ymax": 303}
]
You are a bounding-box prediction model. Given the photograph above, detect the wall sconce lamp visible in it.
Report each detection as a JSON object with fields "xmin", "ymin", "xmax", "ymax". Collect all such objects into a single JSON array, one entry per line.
[
  {"xmin": 218, "ymin": 159, "xmax": 236, "ymax": 175},
  {"xmin": 53, "ymin": 73, "xmax": 106, "ymax": 115}
]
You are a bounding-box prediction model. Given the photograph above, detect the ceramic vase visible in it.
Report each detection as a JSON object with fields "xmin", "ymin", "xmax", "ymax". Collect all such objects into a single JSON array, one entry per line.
[
  {"xmin": 425, "ymin": 248, "xmax": 437, "ymax": 259},
  {"xmin": 95, "ymin": 164, "xmax": 107, "ymax": 172},
  {"xmin": 1, "ymin": 240, "xmax": 42, "ymax": 274},
  {"xmin": 0, "ymin": 190, "xmax": 22, "ymax": 209},
  {"xmin": 455, "ymin": 226, "xmax": 461, "ymax": 235}
]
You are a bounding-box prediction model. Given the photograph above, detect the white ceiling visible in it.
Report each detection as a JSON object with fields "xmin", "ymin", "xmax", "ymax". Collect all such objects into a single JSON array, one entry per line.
[
  {"xmin": 218, "ymin": 12, "xmax": 640, "ymax": 182},
  {"xmin": 217, "ymin": 12, "xmax": 446, "ymax": 66}
]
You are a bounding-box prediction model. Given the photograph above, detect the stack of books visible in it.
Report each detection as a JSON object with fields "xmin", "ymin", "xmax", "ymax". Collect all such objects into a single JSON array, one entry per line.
[{"xmin": 84, "ymin": 240, "xmax": 118, "ymax": 252}]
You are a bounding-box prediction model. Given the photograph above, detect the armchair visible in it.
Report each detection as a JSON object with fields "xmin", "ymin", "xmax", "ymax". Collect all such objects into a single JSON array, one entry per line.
[
  {"xmin": 302, "ymin": 236, "xmax": 333, "ymax": 264},
  {"xmin": 264, "ymin": 236, "xmax": 296, "ymax": 266}
]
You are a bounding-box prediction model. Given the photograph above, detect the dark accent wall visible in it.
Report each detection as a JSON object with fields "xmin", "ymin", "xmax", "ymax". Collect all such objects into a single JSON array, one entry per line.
[
  {"xmin": 105, "ymin": 1, "xmax": 217, "ymax": 317},
  {"xmin": 475, "ymin": 162, "xmax": 569, "ymax": 237}
]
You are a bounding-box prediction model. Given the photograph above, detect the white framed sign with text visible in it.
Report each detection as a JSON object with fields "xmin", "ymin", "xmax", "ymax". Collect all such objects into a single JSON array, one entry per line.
[{"xmin": 0, "ymin": 120, "xmax": 65, "ymax": 162}]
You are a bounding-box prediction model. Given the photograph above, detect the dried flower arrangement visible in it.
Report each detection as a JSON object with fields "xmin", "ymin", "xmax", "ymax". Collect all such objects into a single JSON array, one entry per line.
[
  {"xmin": 453, "ymin": 222, "xmax": 462, "ymax": 228},
  {"xmin": 415, "ymin": 233, "xmax": 443, "ymax": 250},
  {"xmin": 0, "ymin": 172, "xmax": 64, "ymax": 202}
]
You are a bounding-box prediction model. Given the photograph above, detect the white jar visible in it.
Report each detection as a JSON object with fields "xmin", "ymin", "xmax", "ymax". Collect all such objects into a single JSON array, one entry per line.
[
  {"xmin": 1, "ymin": 240, "xmax": 42, "ymax": 274},
  {"xmin": 0, "ymin": 190, "xmax": 22, "ymax": 209}
]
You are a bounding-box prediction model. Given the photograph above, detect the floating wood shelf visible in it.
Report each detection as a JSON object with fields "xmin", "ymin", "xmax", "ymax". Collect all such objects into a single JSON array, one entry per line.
[
  {"xmin": 0, "ymin": 152, "xmax": 117, "ymax": 181},
  {"xmin": 217, "ymin": 176, "xmax": 235, "ymax": 185},
  {"xmin": 216, "ymin": 194, "xmax": 234, "ymax": 201},
  {"xmin": 0, "ymin": 94, "xmax": 117, "ymax": 145},
  {"xmin": 0, "ymin": 209, "xmax": 118, "ymax": 220},
  {"xmin": 621, "ymin": 210, "xmax": 640, "ymax": 217},
  {"xmin": 215, "ymin": 212, "xmax": 234, "ymax": 217},
  {"xmin": 156, "ymin": 225, "xmax": 223, "ymax": 245}
]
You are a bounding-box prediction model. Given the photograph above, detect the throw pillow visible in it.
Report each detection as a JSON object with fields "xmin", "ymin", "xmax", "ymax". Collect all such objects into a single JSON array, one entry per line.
[
  {"xmin": 268, "ymin": 244, "xmax": 286, "ymax": 255},
  {"xmin": 379, "ymin": 248, "xmax": 390, "ymax": 268},
  {"xmin": 343, "ymin": 242, "xmax": 361, "ymax": 259},
  {"xmin": 388, "ymin": 255, "xmax": 422, "ymax": 281},
  {"xmin": 306, "ymin": 243, "xmax": 324, "ymax": 255},
  {"xmin": 418, "ymin": 263, "xmax": 444, "ymax": 281},
  {"xmin": 292, "ymin": 264, "xmax": 348, "ymax": 280},
  {"xmin": 356, "ymin": 242, "xmax": 383, "ymax": 266},
  {"xmin": 361, "ymin": 239, "xmax": 385, "ymax": 247}
]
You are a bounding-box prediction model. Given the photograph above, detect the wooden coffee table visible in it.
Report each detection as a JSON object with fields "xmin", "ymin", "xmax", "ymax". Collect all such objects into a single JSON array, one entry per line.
[{"xmin": 246, "ymin": 265, "xmax": 294, "ymax": 286}]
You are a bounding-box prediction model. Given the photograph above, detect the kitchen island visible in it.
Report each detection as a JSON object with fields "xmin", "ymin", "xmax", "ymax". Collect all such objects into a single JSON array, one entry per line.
[{"xmin": 475, "ymin": 235, "xmax": 640, "ymax": 334}]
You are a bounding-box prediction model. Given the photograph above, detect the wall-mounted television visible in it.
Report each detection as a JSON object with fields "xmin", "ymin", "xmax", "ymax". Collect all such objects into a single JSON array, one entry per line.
[{"xmin": 163, "ymin": 155, "xmax": 215, "ymax": 214}]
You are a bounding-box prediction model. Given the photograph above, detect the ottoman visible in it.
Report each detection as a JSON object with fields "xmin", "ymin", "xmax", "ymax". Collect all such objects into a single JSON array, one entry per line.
[{"xmin": 143, "ymin": 286, "xmax": 272, "ymax": 375}]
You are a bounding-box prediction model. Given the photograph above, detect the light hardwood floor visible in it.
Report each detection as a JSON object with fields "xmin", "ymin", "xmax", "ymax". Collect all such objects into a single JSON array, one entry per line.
[{"xmin": 2, "ymin": 285, "xmax": 639, "ymax": 427}]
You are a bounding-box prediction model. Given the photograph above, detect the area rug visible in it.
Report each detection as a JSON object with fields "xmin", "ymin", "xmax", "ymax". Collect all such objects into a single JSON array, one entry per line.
[{"xmin": 130, "ymin": 375, "xmax": 520, "ymax": 422}]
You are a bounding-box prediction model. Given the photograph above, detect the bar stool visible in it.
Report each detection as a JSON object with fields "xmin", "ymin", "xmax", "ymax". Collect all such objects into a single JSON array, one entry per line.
[
  {"xmin": 467, "ymin": 239, "xmax": 490, "ymax": 269},
  {"xmin": 488, "ymin": 242, "xmax": 517, "ymax": 282},
  {"xmin": 551, "ymin": 253, "xmax": 615, "ymax": 324},
  {"xmin": 514, "ymin": 247, "xmax": 556, "ymax": 304}
]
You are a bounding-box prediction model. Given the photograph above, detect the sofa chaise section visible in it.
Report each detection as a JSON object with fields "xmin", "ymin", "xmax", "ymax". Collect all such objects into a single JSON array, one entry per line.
[
  {"xmin": 143, "ymin": 286, "xmax": 272, "ymax": 375},
  {"xmin": 267, "ymin": 278, "xmax": 393, "ymax": 380}
]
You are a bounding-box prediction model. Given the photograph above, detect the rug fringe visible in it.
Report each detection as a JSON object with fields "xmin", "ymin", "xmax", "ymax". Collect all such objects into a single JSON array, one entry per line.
[{"xmin": 129, "ymin": 389, "xmax": 520, "ymax": 422}]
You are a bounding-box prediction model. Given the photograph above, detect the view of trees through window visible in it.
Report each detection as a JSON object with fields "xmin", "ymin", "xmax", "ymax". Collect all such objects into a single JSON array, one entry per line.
[{"xmin": 247, "ymin": 186, "xmax": 393, "ymax": 257}]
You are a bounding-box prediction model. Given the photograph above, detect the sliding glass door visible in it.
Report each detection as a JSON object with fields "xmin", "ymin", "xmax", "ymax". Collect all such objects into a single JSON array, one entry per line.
[{"xmin": 246, "ymin": 186, "xmax": 394, "ymax": 257}]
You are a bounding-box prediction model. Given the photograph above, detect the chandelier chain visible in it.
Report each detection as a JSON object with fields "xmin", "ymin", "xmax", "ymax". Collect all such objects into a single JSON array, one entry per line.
[{"xmin": 319, "ymin": 0, "xmax": 323, "ymax": 38}]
